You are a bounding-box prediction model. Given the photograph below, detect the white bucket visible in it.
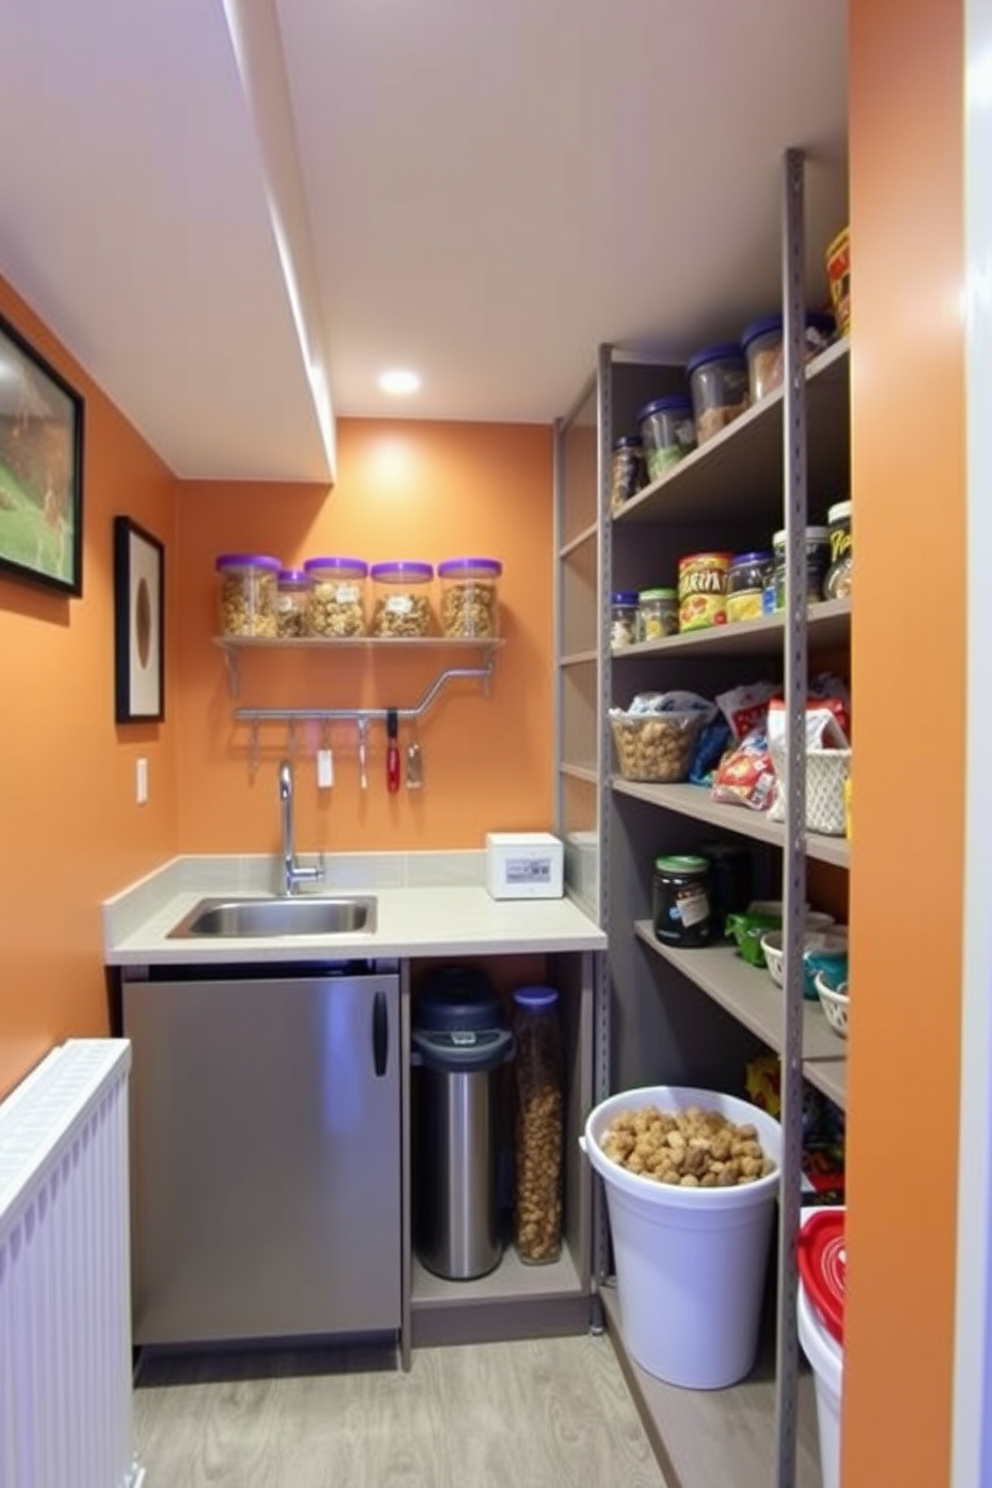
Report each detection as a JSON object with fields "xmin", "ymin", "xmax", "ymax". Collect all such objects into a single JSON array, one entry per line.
[
  {"xmin": 582, "ymin": 1085, "xmax": 781, "ymax": 1389},
  {"xmin": 797, "ymin": 1252, "xmax": 843, "ymax": 1488}
]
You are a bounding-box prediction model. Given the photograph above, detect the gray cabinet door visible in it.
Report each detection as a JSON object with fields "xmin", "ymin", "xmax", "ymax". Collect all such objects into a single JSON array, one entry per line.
[{"xmin": 125, "ymin": 972, "xmax": 401, "ymax": 1345}]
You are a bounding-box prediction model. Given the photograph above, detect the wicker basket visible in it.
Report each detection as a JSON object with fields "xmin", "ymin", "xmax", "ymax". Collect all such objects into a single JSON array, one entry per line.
[{"xmin": 768, "ymin": 746, "xmax": 851, "ymax": 836}]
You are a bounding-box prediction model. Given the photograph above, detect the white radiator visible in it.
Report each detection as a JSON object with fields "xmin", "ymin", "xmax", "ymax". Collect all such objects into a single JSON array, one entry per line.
[{"xmin": 0, "ymin": 1039, "xmax": 144, "ymax": 1488}]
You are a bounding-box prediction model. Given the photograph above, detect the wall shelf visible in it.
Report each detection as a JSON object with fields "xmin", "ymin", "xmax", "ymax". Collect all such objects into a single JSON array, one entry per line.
[{"xmin": 611, "ymin": 598, "xmax": 851, "ymax": 661}]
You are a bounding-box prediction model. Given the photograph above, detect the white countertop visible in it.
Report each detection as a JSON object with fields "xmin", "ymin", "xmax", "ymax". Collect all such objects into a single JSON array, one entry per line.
[{"xmin": 103, "ymin": 853, "xmax": 606, "ymax": 966}]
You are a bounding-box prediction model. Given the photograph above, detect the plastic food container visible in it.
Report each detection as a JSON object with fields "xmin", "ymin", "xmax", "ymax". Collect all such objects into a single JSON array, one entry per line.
[
  {"xmin": 370, "ymin": 561, "xmax": 434, "ymax": 637},
  {"xmin": 678, "ymin": 551, "xmax": 733, "ymax": 632},
  {"xmin": 772, "ymin": 528, "xmax": 831, "ymax": 610},
  {"xmin": 609, "ymin": 709, "xmax": 709, "ymax": 783},
  {"xmin": 637, "ymin": 588, "xmax": 678, "ymax": 642},
  {"xmin": 823, "ymin": 500, "xmax": 852, "ymax": 600},
  {"xmin": 825, "ymin": 226, "xmax": 851, "ymax": 336},
  {"xmin": 437, "ymin": 557, "xmax": 501, "ymax": 639},
  {"xmin": 798, "ymin": 1208, "xmax": 845, "ymax": 1488},
  {"xmin": 611, "ymin": 591, "xmax": 639, "ymax": 650},
  {"xmin": 512, "ymin": 986, "xmax": 563, "ymax": 1264},
  {"xmin": 215, "ymin": 553, "xmax": 281, "ymax": 638},
  {"xmin": 726, "ymin": 551, "xmax": 774, "ymax": 623},
  {"xmin": 652, "ymin": 856, "xmax": 712, "ymax": 948},
  {"xmin": 303, "ymin": 556, "xmax": 368, "ymax": 637},
  {"xmin": 740, "ymin": 312, "xmax": 835, "ymax": 403},
  {"xmin": 686, "ymin": 343, "xmax": 749, "ymax": 445},
  {"xmin": 610, "ymin": 436, "xmax": 646, "ymax": 513},
  {"xmin": 636, "ymin": 396, "xmax": 696, "ymax": 482},
  {"xmin": 275, "ymin": 568, "xmax": 311, "ymax": 638}
]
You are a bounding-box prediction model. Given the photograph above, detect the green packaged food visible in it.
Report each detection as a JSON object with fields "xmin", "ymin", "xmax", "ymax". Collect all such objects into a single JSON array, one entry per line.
[{"xmin": 725, "ymin": 910, "xmax": 782, "ymax": 967}]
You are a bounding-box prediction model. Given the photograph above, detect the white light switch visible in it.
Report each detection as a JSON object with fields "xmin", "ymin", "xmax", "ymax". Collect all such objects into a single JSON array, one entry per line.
[{"xmin": 136, "ymin": 757, "xmax": 149, "ymax": 805}]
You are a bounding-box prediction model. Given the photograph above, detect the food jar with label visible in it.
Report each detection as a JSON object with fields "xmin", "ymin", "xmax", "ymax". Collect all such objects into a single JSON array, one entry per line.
[
  {"xmin": 637, "ymin": 587, "xmax": 679, "ymax": 641},
  {"xmin": 740, "ymin": 312, "xmax": 835, "ymax": 403},
  {"xmin": 370, "ymin": 561, "xmax": 434, "ymax": 637},
  {"xmin": 303, "ymin": 556, "xmax": 368, "ymax": 637},
  {"xmin": 686, "ymin": 343, "xmax": 750, "ymax": 445},
  {"xmin": 512, "ymin": 986, "xmax": 563, "ymax": 1265},
  {"xmin": 652, "ymin": 856, "xmax": 713, "ymax": 948},
  {"xmin": 438, "ymin": 557, "xmax": 501, "ymax": 638},
  {"xmin": 726, "ymin": 551, "xmax": 774, "ymax": 623},
  {"xmin": 772, "ymin": 528, "xmax": 831, "ymax": 610},
  {"xmin": 823, "ymin": 500, "xmax": 852, "ymax": 600},
  {"xmin": 678, "ymin": 552, "xmax": 733, "ymax": 632},
  {"xmin": 611, "ymin": 591, "xmax": 639, "ymax": 649},
  {"xmin": 609, "ymin": 436, "xmax": 645, "ymax": 514},
  {"xmin": 698, "ymin": 842, "xmax": 753, "ymax": 931},
  {"xmin": 215, "ymin": 553, "xmax": 281, "ymax": 638},
  {"xmin": 275, "ymin": 568, "xmax": 311, "ymax": 637},
  {"xmin": 636, "ymin": 396, "xmax": 697, "ymax": 482}
]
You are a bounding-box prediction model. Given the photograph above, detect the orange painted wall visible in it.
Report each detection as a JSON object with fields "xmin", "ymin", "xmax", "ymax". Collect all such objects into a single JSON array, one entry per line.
[
  {"xmin": 175, "ymin": 419, "xmax": 554, "ymax": 855},
  {"xmin": 844, "ymin": 0, "xmax": 965, "ymax": 1482},
  {"xmin": 0, "ymin": 276, "xmax": 179, "ymax": 1099}
]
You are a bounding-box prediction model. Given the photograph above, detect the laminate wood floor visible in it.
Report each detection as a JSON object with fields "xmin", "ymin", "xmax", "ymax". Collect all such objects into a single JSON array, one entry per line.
[{"xmin": 134, "ymin": 1335, "xmax": 669, "ymax": 1488}]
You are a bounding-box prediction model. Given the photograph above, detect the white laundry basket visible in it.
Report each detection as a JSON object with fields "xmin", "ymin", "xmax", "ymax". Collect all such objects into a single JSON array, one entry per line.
[
  {"xmin": 582, "ymin": 1085, "xmax": 781, "ymax": 1389},
  {"xmin": 797, "ymin": 1208, "xmax": 845, "ymax": 1488}
]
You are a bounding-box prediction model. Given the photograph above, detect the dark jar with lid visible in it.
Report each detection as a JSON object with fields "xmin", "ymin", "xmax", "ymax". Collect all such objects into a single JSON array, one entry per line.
[
  {"xmin": 512, "ymin": 986, "xmax": 563, "ymax": 1265},
  {"xmin": 698, "ymin": 842, "xmax": 752, "ymax": 932},
  {"xmin": 609, "ymin": 436, "xmax": 645, "ymax": 514},
  {"xmin": 823, "ymin": 500, "xmax": 852, "ymax": 600},
  {"xmin": 652, "ymin": 856, "xmax": 713, "ymax": 948}
]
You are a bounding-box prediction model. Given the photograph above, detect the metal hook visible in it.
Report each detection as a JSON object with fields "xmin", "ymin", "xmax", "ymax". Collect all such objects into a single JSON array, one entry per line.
[{"xmin": 249, "ymin": 719, "xmax": 260, "ymax": 781}]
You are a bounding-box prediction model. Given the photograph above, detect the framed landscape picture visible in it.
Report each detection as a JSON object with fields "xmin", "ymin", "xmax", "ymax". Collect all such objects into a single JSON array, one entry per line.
[
  {"xmin": 0, "ymin": 311, "xmax": 84, "ymax": 596},
  {"xmin": 114, "ymin": 516, "xmax": 165, "ymax": 724}
]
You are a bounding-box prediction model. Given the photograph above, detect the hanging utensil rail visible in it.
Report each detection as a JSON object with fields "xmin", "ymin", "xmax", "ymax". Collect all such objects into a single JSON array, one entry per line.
[{"xmin": 232, "ymin": 660, "xmax": 494, "ymax": 727}]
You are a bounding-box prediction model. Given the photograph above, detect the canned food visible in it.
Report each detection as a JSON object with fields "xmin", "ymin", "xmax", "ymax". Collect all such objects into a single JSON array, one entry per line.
[
  {"xmin": 609, "ymin": 436, "xmax": 645, "ymax": 514},
  {"xmin": 611, "ymin": 591, "xmax": 639, "ymax": 649},
  {"xmin": 678, "ymin": 552, "xmax": 733, "ymax": 632},
  {"xmin": 772, "ymin": 529, "xmax": 831, "ymax": 610},
  {"xmin": 652, "ymin": 856, "xmax": 712, "ymax": 948},
  {"xmin": 637, "ymin": 587, "xmax": 679, "ymax": 642},
  {"xmin": 726, "ymin": 551, "xmax": 774, "ymax": 624}
]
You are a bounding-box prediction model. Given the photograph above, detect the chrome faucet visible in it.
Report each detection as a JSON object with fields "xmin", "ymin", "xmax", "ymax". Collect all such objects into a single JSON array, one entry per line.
[{"xmin": 278, "ymin": 759, "xmax": 325, "ymax": 897}]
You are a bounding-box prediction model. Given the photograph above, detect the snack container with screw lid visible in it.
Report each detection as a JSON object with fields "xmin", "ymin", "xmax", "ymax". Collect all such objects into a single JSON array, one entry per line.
[
  {"xmin": 303, "ymin": 556, "xmax": 368, "ymax": 637},
  {"xmin": 437, "ymin": 557, "xmax": 502, "ymax": 638},
  {"xmin": 215, "ymin": 553, "xmax": 281, "ymax": 638},
  {"xmin": 370, "ymin": 560, "xmax": 434, "ymax": 637}
]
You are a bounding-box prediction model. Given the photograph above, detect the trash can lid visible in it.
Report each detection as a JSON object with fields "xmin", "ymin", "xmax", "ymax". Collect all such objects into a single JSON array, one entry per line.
[
  {"xmin": 411, "ymin": 1025, "xmax": 514, "ymax": 1072},
  {"xmin": 415, "ymin": 966, "xmax": 504, "ymax": 1034},
  {"xmin": 797, "ymin": 1209, "xmax": 845, "ymax": 1345}
]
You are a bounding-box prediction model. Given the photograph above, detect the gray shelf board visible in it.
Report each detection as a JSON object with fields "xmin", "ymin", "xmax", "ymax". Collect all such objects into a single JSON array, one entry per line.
[
  {"xmin": 559, "ymin": 521, "xmax": 599, "ymax": 559},
  {"xmin": 410, "ymin": 1247, "xmax": 582, "ymax": 1309},
  {"xmin": 634, "ymin": 923, "xmax": 847, "ymax": 1064},
  {"xmin": 600, "ymin": 1288, "xmax": 823, "ymax": 1488},
  {"xmin": 560, "ymin": 763, "xmax": 599, "ymax": 784},
  {"xmin": 611, "ymin": 598, "xmax": 851, "ymax": 661},
  {"xmin": 613, "ymin": 337, "xmax": 850, "ymax": 529},
  {"xmin": 611, "ymin": 780, "xmax": 850, "ymax": 869},
  {"xmin": 560, "ymin": 650, "xmax": 599, "ymax": 667},
  {"xmin": 803, "ymin": 1056, "xmax": 848, "ymax": 1111}
]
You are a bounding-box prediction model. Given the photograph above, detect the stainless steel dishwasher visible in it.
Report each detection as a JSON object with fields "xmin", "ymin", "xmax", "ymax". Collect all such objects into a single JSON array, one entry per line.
[{"xmin": 122, "ymin": 960, "xmax": 401, "ymax": 1347}]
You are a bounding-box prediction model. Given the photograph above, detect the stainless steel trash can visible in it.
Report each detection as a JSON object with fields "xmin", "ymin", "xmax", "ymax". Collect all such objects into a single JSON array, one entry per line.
[{"xmin": 412, "ymin": 968, "xmax": 514, "ymax": 1280}]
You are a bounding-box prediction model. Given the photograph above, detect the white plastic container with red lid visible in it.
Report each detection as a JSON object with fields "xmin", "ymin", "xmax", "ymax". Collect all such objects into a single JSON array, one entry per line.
[{"xmin": 797, "ymin": 1207, "xmax": 845, "ymax": 1488}]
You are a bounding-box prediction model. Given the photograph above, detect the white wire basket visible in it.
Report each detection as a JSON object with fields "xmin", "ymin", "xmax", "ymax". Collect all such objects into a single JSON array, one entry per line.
[{"xmin": 768, "ymin": 746, "xmax": 852, "ymax": 836}]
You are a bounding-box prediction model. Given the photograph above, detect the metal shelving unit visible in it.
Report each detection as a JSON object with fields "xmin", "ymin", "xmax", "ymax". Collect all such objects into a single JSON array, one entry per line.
[{"xmin": 554, "ymin": 150, "xmax": 849, "ymax": 1488}]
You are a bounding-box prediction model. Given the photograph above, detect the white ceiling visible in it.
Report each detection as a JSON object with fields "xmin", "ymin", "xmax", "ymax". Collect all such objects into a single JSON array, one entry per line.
[{"xmin": 0, "ymin": 0, "xmax": 847, "ymax": 482}]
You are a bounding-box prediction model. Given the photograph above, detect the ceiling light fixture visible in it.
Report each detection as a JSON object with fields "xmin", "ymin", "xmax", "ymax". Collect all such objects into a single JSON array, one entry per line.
[{"xmin": 378, "ymin": 368, "xmax": 421, "ymax": 396}]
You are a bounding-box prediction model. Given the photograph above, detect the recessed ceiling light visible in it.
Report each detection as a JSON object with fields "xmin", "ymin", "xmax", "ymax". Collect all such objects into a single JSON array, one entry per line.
[{"xmin": 378, "ymin": 368, "xmax": 421, "ymax": 396}]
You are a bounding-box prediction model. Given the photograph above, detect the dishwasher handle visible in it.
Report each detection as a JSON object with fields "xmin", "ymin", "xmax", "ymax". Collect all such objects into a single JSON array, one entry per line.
[{"xmin": 372, "ymin": 990, "xmax": 388, "ymax": 1076}]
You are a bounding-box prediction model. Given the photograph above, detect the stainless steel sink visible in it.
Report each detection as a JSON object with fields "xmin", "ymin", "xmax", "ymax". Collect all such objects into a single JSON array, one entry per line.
[{"xmin": 166, "ymin": 894, "xmax": 378, "ymax": 939}]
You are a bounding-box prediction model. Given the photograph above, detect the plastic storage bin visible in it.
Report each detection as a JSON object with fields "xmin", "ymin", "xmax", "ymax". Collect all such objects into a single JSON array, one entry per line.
[
  {"xmin": 370, "ymin": 560, "xmax": 433, "ymax": 637},
  {"xmin": 437, "ymin": 557, "xmax": 501, "ymax": 638},
  {"xmin": 303, "ymin": 556, "xmax": 368, "ymax": 637},
  {"xmin": 582, "ymin": 1085, "xmax": 782, "ymax": 1387},
  {"xmin": 636, "ymin": 396, "xmax": 696, "ymax": 482},
  {"xmin": 512, "ymin": 986, "xmax": 563, "ymax": 1264},
  {"xmin": 275, "ymin": 569, "xmax": 310, "ymax": 638},
  {"xmin": 215, "ymin": 553, "xmax": 281, "ymax": 638},
  {"xmin": 686, "ymin": 343, "xmax": 749, "ymax": 444},
  {"xmin": 740, "ymin": 312, "xmax": 835, "ymax": 403},
  {"xmin": 797, "ymin": 1208, "xmax": 845, "ymax": 1488},
  {"xmin": 412, "ymin": 967, "xmax": 514, "ymax": 1280}
]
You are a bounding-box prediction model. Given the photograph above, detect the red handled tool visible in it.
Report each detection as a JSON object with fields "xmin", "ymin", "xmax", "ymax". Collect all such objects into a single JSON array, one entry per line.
[{"xmin": 386, "ymin": 709, "xmax": 400, "ymax": 794}]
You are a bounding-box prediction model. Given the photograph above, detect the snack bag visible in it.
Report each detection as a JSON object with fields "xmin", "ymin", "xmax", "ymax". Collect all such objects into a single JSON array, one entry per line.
[
  {"xmin": 716, "ymin": 681, "xmax": 778, "ymax": 742},
  {"xmin": 711, "ymin": 725, "xmax": 777, "ymax": 811}
]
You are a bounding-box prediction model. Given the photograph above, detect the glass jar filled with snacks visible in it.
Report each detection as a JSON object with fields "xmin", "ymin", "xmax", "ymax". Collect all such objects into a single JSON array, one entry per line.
[
  {"xmin": 512, "ymin": 986, "xmax": 563, "ymax": 1265},
  {"xmin": 636, "ymin": 395, "xmax": 697, "ymax": 482},
  {"xmin": 637, "ymin": 587, "xmax": 678, "ymax": 642},
  {"xmin": 726, "ymin": 551, "xmax": 774, "ymax": 623},
  {"xmin": 686, "ymin": 343, "xmax": 749, "ymax": 444},
  {"xmin": 437, "ymin": 557, "xmax": 501, "ymax": 638},
  {"xmin": 611, "ymin": 591, "xmax": 639, "ymax": 649},
  {"xmin": 275, "ymin": 568, "xmax": 311, "ymax": 638},
  {"xmin": 609, "ymin": 436, "xmax": 645, "ymax": 513},
  {"xmin": 370, "ymin": 560, "xmax": 434, "ymax": 637},
  {"xmin": 303, "ymin": 556, "xmax": 368, "ymax": 637},
  {"xmin": 215, "ymin": 553, "xmax": 281, "ymax": 638}
]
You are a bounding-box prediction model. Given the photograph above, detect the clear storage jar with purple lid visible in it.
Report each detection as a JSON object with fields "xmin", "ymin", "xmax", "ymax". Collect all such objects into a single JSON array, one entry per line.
[
  {"xmin": 303, "ymin": 556, "xmax": 368, "ymax": 637},
  {"xmin": 275, "ymin": 568, "xmax": 310, "ymax": 637},
  {"xmin": 215, "ymin": 553, "xmax": 281, "ymax": 637},
  {"xmin": 370, "ymin": 560, "xmax": 434, "ymax": 637},
  {"xmin": 636, "ymin": 395, "xmax": 697, "ymax": 482},
  {"xmin": 437, "ymin": 557, "xmax": 502, "ymax": 638},
  {"xmin": 512, "ymin": 985, "xmax": 563, "ymax": 1265},
  {"xmin": 686, "ymin": 342, "xmax": 750, "ymax": 445},
  {"xmin": 740, "ymin": 311, "xmax": 835, "ymax": 403}
]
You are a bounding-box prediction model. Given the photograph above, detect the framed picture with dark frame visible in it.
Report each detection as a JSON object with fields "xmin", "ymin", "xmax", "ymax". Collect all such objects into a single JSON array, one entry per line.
[
  {"xmin": 114, "ymin": 516, "xmax": 165, "ymax": 724},
  {"xmin": 0, "ymin": 310, "xmax": 84, "ymax": 596}
]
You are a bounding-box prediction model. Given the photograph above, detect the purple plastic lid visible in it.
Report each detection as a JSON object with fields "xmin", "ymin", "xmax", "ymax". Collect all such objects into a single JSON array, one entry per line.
[
  {"xmin": 741, "ymin": 311, "xmax": 835, "ymax": 349},
  {"xmin": 636, "ymin": 395, "xmax": 693, "ymax": 424},
  {"xmin": 437, "ymin": 557, "xmax": 502, "ymax": 578},
  {"xmin": 513, "ymin": 985, "xmax": 559, "ymax": 1009},
  {"xmin": 612, "ymin": 591, "xmax": 639, "ymax": 605},
  {"xmin": 730, "ymin": 550, "xmax": 773, "ymax": 566},
  {"xmin": 686, "ymin": 342, "xmax": 746, "ymax": 377},
  {"xmin": 370, "ymin": 561, "xmax": 434, "ymax": 580},
  {"xmin": 303, "ymin": 556, "xmax": 369, "ymax": 576},
  {"xmin": 278, "ymin": 568, "xmax": 309, "ymax": 583},
  {"xmin": 215, "ymin": 553, "xmax": 281, "ymax": 572}
]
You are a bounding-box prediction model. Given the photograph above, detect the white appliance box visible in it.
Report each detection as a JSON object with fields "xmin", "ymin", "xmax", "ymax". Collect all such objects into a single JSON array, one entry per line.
[{"xmin": 485, "ymin": 832, "xmax": 564, "ymax": 900}]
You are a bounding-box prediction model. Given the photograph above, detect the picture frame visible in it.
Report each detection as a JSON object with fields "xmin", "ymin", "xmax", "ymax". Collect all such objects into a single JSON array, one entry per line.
[
  {"xmin": 114, "ymin": 516, "xmax": 165, "ymax": 724},
  {"xmin": 0, "ymin": 309, "xmax": 85, "ymax": 596}
]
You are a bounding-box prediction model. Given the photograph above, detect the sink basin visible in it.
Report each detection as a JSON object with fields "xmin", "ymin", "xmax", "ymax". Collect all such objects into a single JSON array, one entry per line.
[{"xmin": 166, "ymin": 894, "xmax": 378, "ymax": 939}]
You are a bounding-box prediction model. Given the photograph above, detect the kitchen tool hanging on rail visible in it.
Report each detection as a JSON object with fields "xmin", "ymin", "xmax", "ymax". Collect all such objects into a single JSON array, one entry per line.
[{"xmin": 386, "ymin": 709, "xmax": 400, "ymax": 794}]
